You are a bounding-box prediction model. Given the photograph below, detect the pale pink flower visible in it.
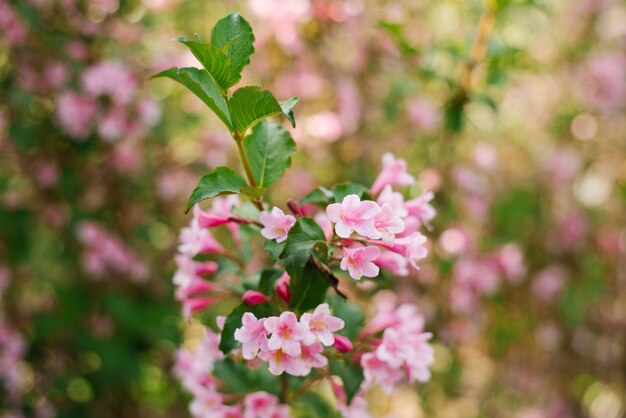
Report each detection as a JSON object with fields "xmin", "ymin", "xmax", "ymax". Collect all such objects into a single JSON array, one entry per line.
[
  {"xmin": 361, "ymin": 352, "xmax": 404, "ymax": 393},
  {"xmin": 405, "ymin": 97, "xmax": 441, "ymax": 131},
  {"xmin": 376, "ymin": 185, "xmax": 407, "ymax": 217},
  {"xmin": 404, "ymin": 191, "xmax": 436, "ymax": 229},
  {"xmin": 340, "ymin": 246, "xmax": 381, "ymax": 280},
  {"xmin": 579, "ymin": 53, "xmax": 626, "ymax": 110},
  {"xmin": 337, "ymin": 396, "xmax": 371, "ymax": 418},
  {"xmin": 326, "ymin": 194, "xmax": 380, "ymax": 238},
  {"xmin": 373, "ymin": 251, "xmax": 409, "ymax": 276},
  {"xmin": 198, "ymin": 195, "xmax": 240, "ymax": 227},
  {"xmin": 234, "ymin": 313, "xmax": 269, "ymax": 360},
  {"xmin": 371, "ymin": 203, "xmax": 405, "ymax": 244},
  {"xmin": 81, "ymin": 61, "xmax": 138, "ymax": 105},
  {"xmin": 300, "ymin": 303, "xmax": 345, "ymax": 345},
  {"xmin": 257, "ymin": 348, "xmax": 305, "ymax": 376},
  {"xmin": 454, "ymin": 258, "xmax": 500, "ymax": 295},
  {"xmin": 243, "ymin": 392, "xmax": 289, "ymax": 418},
  {"xmin": 98, "ymin": 106, "xmax": 128, "ymax": 142},
  {"xmin": 264, "ymin": 312, "xmax": 307, "ymax": 357},
  {"xmin": 532, "ymin": 266, "xmax": 567, "ymax": 302},
  {"xmin": 178, "ymin": 207, "xmax": 224, "ymax": 256},
  {"xmin": 384, "ymin": 232, "xmax": 428, "ymax": 270},
  {"xmin": 439, "ymin": 227, "xmax": 472, "ymax": 256},
  {"xmin": 371, "ymin": 153, "xmax": 415, "ymax": 195},
  {"xmin": 260, "ymin": 207, "xmax": 296, "ymax": 243},
  {"xmin": 314, "ymin": 212, "xmax": 334, "ymax": 241},
  {"xmin": 298, "ymin": 341, "xmax": 328, "ymax": 374},
  {"xmin": 56, "ymin": 92, "xmax": 97, "ymax": 139},
  {"xmin": 496, "ymin": 244, "xmax": 526, "ymax": 282}
]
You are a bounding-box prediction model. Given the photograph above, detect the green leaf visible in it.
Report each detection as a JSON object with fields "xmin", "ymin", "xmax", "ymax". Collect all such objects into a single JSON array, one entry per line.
[
  {"xmin": 243, "ymin": 122, "xmax": 296, "ymax": 189},
  {"xmin": 211, "ymin": 13, "xmax": 255, "ymax": 79},
  {"xmin": 228, "ymin": 86, "xmax": 287, "ymax": 135},
  {"xmin": 175, "ymin": 39, "xmax": 238, "ymax": 91},
  {"xmin": 329, "ymin": 297, "xmax": 365, "ymax": 340},
  {"xmin": 279, "ymin": 96, "xmax": 298, "ymax": 127},
  {"xmin": 185, "ymin": 167, "xmax": 247, "ymax": 213},
  {"xmin": 279, "ymin": 218, "xmax": 327, "ymax": 280},
  {"xmin": 294, "ymin": 393, "xmax": 342, "ymax": 418},
  {"xmin": 258, "ymin": 268, "xmax": 284, "ymax": 295},
  {"xmin": 290, "ymin": 262, "xmax": 330, "ymax": 313},
  {"xmin": 300, "ymin": 187, "xmax": 334, "ymax": 206},
  {"xmin": 263, "ymin": 239, "xmax": 286, "ymax": 263},
  {"xmin": 330, "ymin": 358, "xmax": 364, "ymax": 404},
  {"xmin": 332, "ymin": 183, "xmax": 369, "ymax": 202},
  {"xmin": 152, "ymin": 67, "xmax": 232, "ymax": 130},
  {"xmin": 213, "ymin": 358, "xmax": 280, "ymax": 395}
]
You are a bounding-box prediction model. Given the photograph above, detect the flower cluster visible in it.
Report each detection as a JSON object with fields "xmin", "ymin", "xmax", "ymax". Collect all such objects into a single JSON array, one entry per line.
[
  {"xmin": 76, "ymin": 221, "xmax": 148, "ymax": 282},
  {"xmin": 56, "ymin": 60, "xmax": 160, "ymax": 141},
  {"xmin": 360, "ymin": 292, "xmax": 435, "ymax": 393},
  {"xmin": 174, "ymin": 326, "xmax": 290, "ymax": 418},
  {"xmin": 235, "ymin": 304, "xmax": 344, "ymax": 376}
]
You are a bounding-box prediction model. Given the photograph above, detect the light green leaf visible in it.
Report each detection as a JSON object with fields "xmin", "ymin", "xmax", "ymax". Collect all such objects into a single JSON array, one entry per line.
[
  {"xmin": 279, "ymin": 96, "xmax": 298, "ymax": 128},
  {"xmin": 228, "ymin": 86, "xmax": 286, "ymax": 135},
  {"xmin": 185, "ymin": 167, "xmax": 247, "ymax": 213},
  {"xmin": 243, "ymin": 122, "xmax": 296, "ymax": 189},
  {"xmin": 211, "ymin": 13, "xmax": 255, "ymax": 78},
  {"xmin": 175, "ymin": 39, "xmax": 238, "ymax": 91},
  {"xmin": 152, "ymin": 67, "xmax": 232, "ymax": 130}
]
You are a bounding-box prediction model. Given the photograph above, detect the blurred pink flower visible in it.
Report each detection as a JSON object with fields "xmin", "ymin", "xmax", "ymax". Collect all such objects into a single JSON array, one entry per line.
[
  {"xmin": 578, "ymin": 53, "xmax": 626, "ymax": 110},
  {"xmin": 56, "ymin": 92, "xmax": 97, "ymax": 139},
  {"xmin": 405, "ymin": 97, "xmax": 441, "ymax": 131},
  {"xmin": 532, "ymin": 266, "xmax": 567, "ymax": 302},
  {"xmin": 371, "ymin": 153, "xmax": 416, "ymax": 195}
]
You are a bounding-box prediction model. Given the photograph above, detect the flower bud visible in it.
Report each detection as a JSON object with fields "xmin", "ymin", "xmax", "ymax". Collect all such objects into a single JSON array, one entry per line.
[
  {"xmin": 333, "ymin": 335, "xmax": 354, "ymax": 353},
  {"xmin": 275, "ymin": 273, "xmax": 291, "ymax": 304},
  {"xmin": 242, "ymin": 290, "xmax": 270, "ymax": 305}
]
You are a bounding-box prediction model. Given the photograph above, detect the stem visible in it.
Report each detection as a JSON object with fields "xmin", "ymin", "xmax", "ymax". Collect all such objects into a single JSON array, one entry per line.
[
  {"xmin": 233, "ymin": 132, "xmax": 264, "ymax": 211},
  {"xmin": 279, "ymin": 374, "xmax": 289, "ymax": 403}
]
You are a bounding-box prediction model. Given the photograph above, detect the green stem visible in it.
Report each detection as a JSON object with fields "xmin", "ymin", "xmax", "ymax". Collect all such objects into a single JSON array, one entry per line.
[{"xmin": 234, "ymin": 132, "xmax": 264, "ymax": 211}]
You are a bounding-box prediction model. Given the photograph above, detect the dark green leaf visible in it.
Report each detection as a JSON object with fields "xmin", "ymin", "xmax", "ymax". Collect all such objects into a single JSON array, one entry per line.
[
  {"xmin": 243, "ymin": 122, "xmax": 296, "ymax": 189},
  {"xmin": 185, "ymin": 167, "xmax": 247, "ymax": 213},
  {"xmin": 211, "ymin": 13, "xmax": 255, "ymax": 79},
  {"xmin": 258, "ymin": 268, "xmax": 284, "ymax": 295},
  {"xmin": 263, "ymin": 239, "xmax": 286, "ymax": 263},
  {"xmin": 228, "ymin": 86, "xmax": 286, "ymax": 135},
  {"xmin": 330, "ymin": 358, "xmax": 364, "ymax": 404},
  {"xmin": 294, "ymin": 393, "xmax": 342, "ymax": 418},
  {"xmin": 213, "ymin": 358, "xmax": 280, "ymax": 395},
  {"xmin": 152, "ymin": 67, "xmax": 232, "ymax": 130},
  {"xmin": 279, "ymin": 218, "xmax": 327, "ymax": 280},
  {"xmin": 332, "ymin": 183, "xmax": 369, "ymax": 202},
  {"xmin": 329, "ymin": 297, "xmax": 365, "ymax": 340},
  {"xmin": 290, "ymin": 262, "xmax": 330, "ymax": 313},
  {"xmin": 175, "ymin": 39, "xmax": 238, "ymax": 91}
]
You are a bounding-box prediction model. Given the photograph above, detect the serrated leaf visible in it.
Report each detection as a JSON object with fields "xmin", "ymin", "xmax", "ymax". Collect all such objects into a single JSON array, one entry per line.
[
  {"xmin": 279, "ymin": 218, "xmax": 327, "ymax": 280},
  {"xmin": 185, "ymin": 167, "xmax": 247, "ymax": 213},
  {"xmin": 243, "ymin": 122, "xmax": 296, "ymax": 189},
  {"xmin": 211, "ymin": 13, "xmax": 255, "ymax": 78},
  {"xmin": 152, "ymin": 67, "xmax": 232, "ymax": 130},
  {"xmin": 279, "ymin": 96, "xmax": 298, "ymax": 128},
  {"xmin": 330, "ymin": 358, "xmax": 364, "ymax": 404},
  {"xmin": 228, "ymin": 86, "xmax": 286, "ymax": 135},
  {"xmin": 300, "ymin": 187, "xmax": 334, "ymax": 206},
  {"xmin": 290, "ymin": 262, "xmax": 329, "ymax": 313},
  {"xmin": 332, "ymin": 183, "xmax": 369, "ymax": 202},
  {"xmin": 176, "ymin": 39, "xmax": 238, "ymax": 91}
]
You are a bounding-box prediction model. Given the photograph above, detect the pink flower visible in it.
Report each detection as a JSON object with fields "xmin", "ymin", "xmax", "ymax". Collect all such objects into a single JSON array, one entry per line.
[
  {"xmin": 234, "ymin": 313, "xmax": 269, "ymax": 360},
  {"xmin": 496, "ymin": 244, "xmax": 526, "ymax": 282},
  {"xmin": 405, "ymin": 97, "xmax": 441, "ymax": 131},
  {"xmin": 274, "ymin": 272, "xmax": 291, "ymax": 303},
  {"xmin": 260, "ymin": 207, "xmax": 296, "ymax": 243},
  {"xmin": 579, "ymin": 53, "xmax": 626, "ymax": 110},
  {"xmin": 404, "ymin": 191, "xmax": 436, "ymax": 229},
  {"xmin": 264, "ymin": 312, "xmax": 307, "ymax": 357},
  {"xmin": 361, "ymin": 352, "xmax": 404, "ymax": 393},
  {"xmin": 243, "ymin": 392, "xmax": 289, "ymax": 418},
  {"xmin": 384, "ymin": 232, "xmax": 428, "ymax": 270},
  {"xmin": 300, "ymin": 303, "xmax": 345, "ymax": 345},
  {"xmin": 371, "ymin": 203, "xmax": 405, "ymax": 244},
  {"xmin": 340, "ymin": 246, "xmax": 381, "ymax": 280},
  {"xmin": 532, "ymin": 266, "xmax": 567, "ymax": 302},
  {"xmin": 333, "ymin": 335, "xmax": 354, "ymax": 353},
  {"xmin": 198, "ymin": 196, "xmax": 240, "ymax": 227},
  {"xmin": 242, "ymin": 290, "xmax": 270, "ymax": 305},
  {"xmin": 299, "ymin": 342, "xmax": 328, "ymax": 374},
  {"xmin": 56, "ymin": 92, "xmax": 97, "ymax": 139},
  {"xmin": 376, "ymin": 185, "xmax": 407, "ymax": 217},
  {"xmin": 374, "ymin": 251, "xmax": 409, "ymax": 276},
  {"xmin": 178, "ymin": 207, "xmax": 224, "ymax": 256},
  {"xmin": 326, "ymin": 194, "xmax": 381, "ymax": 238},
  {"xmin": 98, "ymin": 106, "xmax": 128, "ymax": 142},
  {"xmin": 371, "ymin": 153, "xmax": 415, "ymax": 196},
  {"xmin": 81, "ymin": 61, "xmax": 138, "ymax": 105},
  {"xmin": 257, "ymin": 348, "xmax": 305, "ymax": 376}
]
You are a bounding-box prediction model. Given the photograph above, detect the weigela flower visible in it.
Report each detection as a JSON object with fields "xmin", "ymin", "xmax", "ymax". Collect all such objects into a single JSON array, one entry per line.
[
  {"xmin": 384, "ymin": 232, "xmax": 428, "ymax": 270},
  {"xmin": 333, "ymin": 335, "xmax": 354, "ymax": 353},
  {"xmin": 371, "ymin": 153, "xmax": 415, "ymax": 196},
  {"xmin": 264, "ymin": 312, "xmax": 308, "ymax": 357},
  {"xmin": 242, "ymin": 290, "xmax": 270, "ymax": 305},
  {"xmin": 243, "ymin": 391, "xmax": 289, "ymax": 418},
  {"xmin": 377, "ymin": 185, "xmax": 408, "ymax": 217},
  {"xmin": 300, "ymin": 303, "xmax": 345, "ymax": 345},
  {"xmin": 234, "ymin": 313, "xmax": 269, "ymax": 360},
  {"xmin": 179, "ymin": 207, "xmax": 224, "ymax": 256},
  {"xmin": 326, "ymin": 194, "xmax": 381, "ymax": 239},
  {"xmin": 298, "ymin": 342, "xmax": 328, "ymax": 374},
  {"xmin": 371, "ymin": 203, "xmax": 405, "ymax": 244},
  {"xmin": 374, "ymin": 251, "xmax": 409, "ymax": 277},
  {"xmin": 404, "ymin": 190, "xmax": 436, "ymax": 229},
  {"xmin": 258, "ymin": 347, "xmax": 305, "ymax": 376},
  {"xmin": 340, "ymin": 245, "xmax": 381, "ymax": 280},
  {"xmin": 260, "ymin": 207, "xmax": 296, "ymax": 243},
  {"xmin": 274, "ymin": 272, "xmax": 291, "ymax": 304}
]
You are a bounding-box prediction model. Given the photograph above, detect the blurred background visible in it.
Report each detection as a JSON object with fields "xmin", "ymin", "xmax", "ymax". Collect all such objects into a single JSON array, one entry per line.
[{"xmin": 1, "ymin": 0, "xmax": 625, "ymax": 417}]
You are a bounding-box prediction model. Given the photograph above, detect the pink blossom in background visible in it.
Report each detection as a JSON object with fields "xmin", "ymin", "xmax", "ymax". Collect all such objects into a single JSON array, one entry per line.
[
  {"xmin": 0, "ymin": 1, "xmax": 27, "ymax": 46},
  {"xmin": 405, "ymin": 97, "xmax": 441, "ymax": 131},
  {"xmin": 472, "ymin": 143, "xmax": 498, "ymax": 170},
  {"xmin": 404, "ymin": 190, "xmax": 436, "ymax": 229},
  {"xmin": 371, "ymin": 153, "xmax": 416, "ymax": 195},
  {"xmin": 300, "ymin": 303, "xmax": 345, "ymax": 345},
  {"xmin": 578, "ymin": 53, "xmax": 626, "ymax": 110},
  {"xmin": 248, "ymin": 0, "xmax": 310, "ymax": 50},
  {"xmin": 377, "ymin": 185, "xmax": 408, "ymax": 217},
  {"xmin": 496, "ymin": 244, "xmax": 526, "ymax": 283},
  {"xmin": 178, "ymin": 206, "xmax": 225, "ymax": 256},
  {"xmin": 243, "ymin": 392, "xmax": 290, "ymax": 418},
  {"xmin": 98, "ymin": 106, "xmax": 128, "ymax": 142},
  {"xmin": 439, "ymin": 227, "xmax": 473, "ymax": 256},
  {"xmin": 340, "ymin": 245, "xmax": 381, "ymax": 280},
  {"xmin": 56, "ymin": 92, "xmax": 97, "ymax": 139},
  {"xmin": 384, "ymin": 232, "xmax": 428, "ymax": 270},
  {"xmin": 542, "ymin": 147, "xmax": 582, "ymax": 188},
  {"xmin": 81, "ymin": 61, "xmax": 138, "ymax": 105},
  {"xmin": 303, "ymin": 111, "xmax": 344, "ymax": 142},
  {"xmin": 532, "ymin": 266, "xmax": 567, "ymax": 302},
  {"xmin": 326, "ymin": 194, "xmax": 380, "ymax": 238},
  {"xmin": 260, "ymin": 207, "xmax": 296, "ymax": 243}
]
